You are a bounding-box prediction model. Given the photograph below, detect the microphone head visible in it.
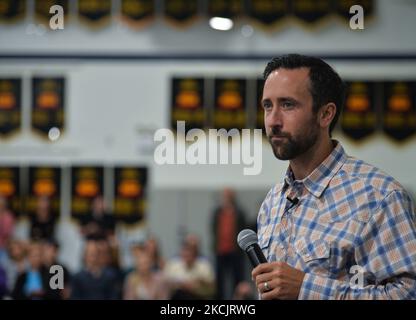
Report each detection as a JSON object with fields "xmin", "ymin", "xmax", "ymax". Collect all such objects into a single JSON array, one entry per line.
[{"xmin": 237, "ymin": 229, "xmax": 258, "ymax": 251}]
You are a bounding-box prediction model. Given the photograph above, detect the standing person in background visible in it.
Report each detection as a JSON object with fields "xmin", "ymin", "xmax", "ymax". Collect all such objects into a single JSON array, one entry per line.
[
  {"xmin": 211, "ymin": 188, "xmax": 246, "ymax": 299},
  {"xmin": 0, "ymin": 196, "xmax": 15, "ymax": 259},
  {"xmin": 30, "ymin": 196, "xmax": 56, "ymax": 241},
  {"xmin": 80, "ymin": 195, "xmax": 116, "ymax": 241}
]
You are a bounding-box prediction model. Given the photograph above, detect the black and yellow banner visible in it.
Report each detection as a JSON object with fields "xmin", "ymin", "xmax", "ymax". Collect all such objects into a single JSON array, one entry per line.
[
  {"xmin": 382, "ymin": 81, "xmax": 416, "ymax": 142},
  {"xmin": 113, "ymin": 167, "xmax": 147, "ymax": 224},
  {"xmin": 34, "ymin": 0, "xmax": 69, "ymax": 24},
  {"xmin": 0, "ymin": 0, "xmax": 26, "ymax": 23},
  {"xmin": 246, "ymin": 0, "xmax": 288, "ymax": 28},
  {"xmin": 31, "ymin": 77, "xmax": 65, "ymax": 139},
  {"xmin": 208, "ymin": 0, "xmax": 244, "ymax": 19},
  {"xmin": 171, "ymin": 77, "xmax": 205, "ymax": 133},
  {"xmin": 164, "ymin": 0, "xmax": 198, "ymax": 27},
  {"xmin": 120, "ymin": 0, "xmax": 154, "ymax": 28},
  {"xmin": 290, "ymin": 0, "xmax": 331, "ymax": 25},
  {"xmin": 26, "ymin": 167, "xmax": 61, "ymax": 217},
  {"xmin": 0, "ymin": 78, "xmax": 21, "ymax": 138},
  {"xmin": 256, "ymin": 78, "xmax": 265, "ymax": 133},
  {"xmin": 78, "ymin": 0, "xmax": 112, "ymax": 27},
  {"xmin": 71, "ymin": 166, "xmax": 104, "ymax": 220},
  {"xmin": 341, "ymin": 81, "xmax": 377, "ymax": 141},
  {"xmin": 335, "ymin": 0, "xmax": 374, "ymax": 23},
  {"xmin": 213, "ymin": 78, "xmax": 247, "ymax": 130},
  {"xmin": 0, "ymin": 166, "xmax": 21, "ymax": 216}
]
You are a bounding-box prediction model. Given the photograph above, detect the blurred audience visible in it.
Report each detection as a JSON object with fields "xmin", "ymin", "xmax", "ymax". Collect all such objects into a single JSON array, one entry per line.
[
  {"xmin": 12, "ymin": 242, "xmax": 61, "ymax": 300},
  {"xmin": 123, "ymin": 246, "xmax": 168, "ymax": 299},
  {"xmin": 0, "ymin": 239, "xmax": 27, "ymax": 294},
  {"xmin": 30, "ymin": 196, "xmax": 56, "ymax": 241},
  {"xmin": 0, "ymin": 265, "xmax": 7, "ymax": 299},
  {"xmin": 80, "ymin": 196, "xmax": 115, "ymax": 242},
  {"xmin": 41, "ymin": 239, "xmax": 71, "ymax": 299},
  {"xmin": 211, "ymin": 188, "xmax": 247, "ymax": 299},
  {"xmin": 145, "ymin": 235, "xmax": 165, "ymax": 272},
  {"xmin": 0, "ymin": 196, "xmax": 15, "ymax": 258},
  {"xmin": 232, "ymin": 281, "xmax": 256, "ymax": 300},
  {"xmin": 165, "ymin": 234, "xmax": 215, "ymax": 300},
  {"xmin": 70, "ymin": 239, "xmax": 119, "ymax": 299}
]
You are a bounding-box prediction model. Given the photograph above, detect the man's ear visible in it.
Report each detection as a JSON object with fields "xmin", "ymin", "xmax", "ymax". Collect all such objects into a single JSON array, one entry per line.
[{"xmin": 319, "ymin": 103, "xmax": 336, "ymax": 129}]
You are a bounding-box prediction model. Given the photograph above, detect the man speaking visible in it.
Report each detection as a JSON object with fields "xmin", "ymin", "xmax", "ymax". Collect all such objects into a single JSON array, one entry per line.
[{"xmin": 252, "ymin": 54, "xmax": 416, "ymax": 299}]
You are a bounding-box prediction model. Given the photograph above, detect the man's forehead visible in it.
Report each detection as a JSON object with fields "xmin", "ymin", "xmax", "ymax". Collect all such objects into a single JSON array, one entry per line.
[{"xmin": 264, "ymin": 68, "xmax": 311, "ymax": 96}]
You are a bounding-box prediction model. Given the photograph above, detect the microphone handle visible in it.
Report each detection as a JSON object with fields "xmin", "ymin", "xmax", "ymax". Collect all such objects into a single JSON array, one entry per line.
[{"xmin": 246, "ymin": 244, "xmax": 268, "ymax": 267}]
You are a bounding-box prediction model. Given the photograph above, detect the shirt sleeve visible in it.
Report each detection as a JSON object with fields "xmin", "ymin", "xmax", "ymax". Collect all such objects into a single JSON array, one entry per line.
[{"xmin": 299, "ymin": 190, "xmax": 416, "ymax": 300}]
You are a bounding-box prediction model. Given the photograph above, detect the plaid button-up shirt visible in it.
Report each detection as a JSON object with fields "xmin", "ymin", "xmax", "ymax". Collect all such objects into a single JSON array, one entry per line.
[{"xmin": 257, "ymin": 141, "xmax": 416, "ymax": 299}]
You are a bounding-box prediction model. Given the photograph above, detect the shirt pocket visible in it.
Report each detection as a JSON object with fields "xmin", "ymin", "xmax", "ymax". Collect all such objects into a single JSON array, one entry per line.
[{"xmin": 294, "ymin": 237, "xmax": 330, "ymax": 276}]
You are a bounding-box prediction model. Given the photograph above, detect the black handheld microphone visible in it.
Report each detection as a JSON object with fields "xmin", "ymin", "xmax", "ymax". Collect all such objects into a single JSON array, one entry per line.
[{"xmin": 237, "ymin": 229, "xmax": 268, "ymax": 268}]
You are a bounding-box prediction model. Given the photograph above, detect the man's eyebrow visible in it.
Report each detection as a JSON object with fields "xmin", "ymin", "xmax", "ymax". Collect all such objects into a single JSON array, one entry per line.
[{"xmin": 276, "ymin": 97, "xmax": 299, "ymax": 103}]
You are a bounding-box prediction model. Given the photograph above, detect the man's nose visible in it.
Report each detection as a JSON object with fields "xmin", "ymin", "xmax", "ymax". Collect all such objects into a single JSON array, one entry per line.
[{"xmin": 265, "ymin": 106, "xmax": 283, "ymax": 128}]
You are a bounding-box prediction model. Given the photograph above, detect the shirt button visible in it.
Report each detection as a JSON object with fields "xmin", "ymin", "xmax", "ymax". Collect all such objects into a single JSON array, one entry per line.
[{"xmin": 280, "ymin": 244, "xmax": 285, "ymax": 249}]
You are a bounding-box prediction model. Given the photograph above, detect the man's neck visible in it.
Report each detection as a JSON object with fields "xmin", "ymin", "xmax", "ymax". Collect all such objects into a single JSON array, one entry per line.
[{"xmin": 289, "ymin": 136, "xmax": 334, "ymax": 181}]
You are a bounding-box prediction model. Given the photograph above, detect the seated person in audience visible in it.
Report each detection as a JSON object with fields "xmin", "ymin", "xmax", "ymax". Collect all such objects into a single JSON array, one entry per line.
[
  {"xmin": 145, "ymin": 235, "xmax": 165, "ymax": 272},
  {"xmin": 164, "ymin": 234, "xmax": 215, "ymax": 300},
  {"xmin": 80, "ymin": 196, "xmax": 115, "ymax": 241},
  {"xmin": 0, "ymin": 196, "xmax": 15, "ymax": 260},
  {"xmin": 0, "ymin": 264, "xmax": 7, "ymax": 299},
  {"xmin": 96, "ymin": 237, "xmax": 123, "ymax": 299},
  {"xmin": 41, "ymin": 239, "xmax": 71, "ymax": 299},
  {"xmin": 70, "ymin": 239, "xmax": 119, "ymax": 300},
  {"xmin": 30, "ymin": 196, "xmax": 57, "ymax": 241},
  {"xmin": 12, "ymin": 242, "xmax": 61, "ymax": 300},
  {"xmin": 123, "ymin": 247, "xmax": 168, "ymax": 300},
  {"xmin": 0, "ymin": 239, "xmax": 28, "ymax": 294}
]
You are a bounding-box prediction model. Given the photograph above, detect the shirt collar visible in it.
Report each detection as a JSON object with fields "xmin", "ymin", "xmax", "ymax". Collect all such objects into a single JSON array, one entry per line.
[{"xmin": 283, "ymin": 140, "xmax": 347, "ymax": 198}]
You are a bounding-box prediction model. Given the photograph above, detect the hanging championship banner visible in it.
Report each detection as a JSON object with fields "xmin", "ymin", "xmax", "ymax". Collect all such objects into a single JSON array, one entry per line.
[
  {"xmin": 341, "ymin": 81, "xmax": 377, "ymax": 141},
  {"xmin": 31, "ymin": 77, "xmax": 65, "ymax": 139},
  {"xmin": 113, "ymin": 167, "xmax": 147, "ymax": 224},
  {"xmin": 164, "ymin": 0, "xmax": 198, "ymax": 27},
  {"xmin": 120, "ymin": 0, "xmax": 155, "ymax": 28},
  {"xmin": 78, "ymin": 0, "xmax": 112, "ymax": 28},
  {"xmin": 26, "ymin": 167, "xmax": 61, "ymax": 217},
  {"xmin": 213, "ymin": 78, "xmax": 247, "ymax": 130},
  {"xmin": 335, "ymin": 0, "xmax": 374, "ymax": 24},
  {"xmin": 71, "ymin": 166, "xmax": 104, "ymax": 220},
  {"xmin": 0, "ymin": 0, "xmax": 26, "ymax": 24},
  {"xmin": 382, "ymin": 81, "xmax": 416, "ymax": 142},
  {"xmin": 34, "ymin": 0, "xmax": 69, "ymax": 24},
  {"xmin": 256, "ymin": 78, "xmax": 265, "ymax": 134},
  {"xmin": 290, "ymin": 0, "xmax": 332, "ymax": 26},
  {"xmin": 0, "ymin": 78, "xmax": 21, "ymax": 138},
  {"xmin": 208, "ymin": 0, "xmax": 244, "ymax": 19},
  {"xmin": 0, "ymin": 166, "xmax": 21, "ymax": 216},
  {"xmin": 171, "ymin": 77, "xmax": 205, "ymax": 133},
  {"xmin": 246, "ymin": 0, "xmax": 288, "ymax": 29}
]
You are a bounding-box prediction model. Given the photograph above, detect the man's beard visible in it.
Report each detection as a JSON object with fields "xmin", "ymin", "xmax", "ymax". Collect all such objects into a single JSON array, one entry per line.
[{"xmin": 267, "ymin": 118, "xmax": 319, "ymax": 161}]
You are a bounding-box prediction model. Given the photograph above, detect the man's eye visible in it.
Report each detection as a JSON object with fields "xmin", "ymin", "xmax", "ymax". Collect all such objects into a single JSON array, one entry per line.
[
  {"xmin": 282, "ymin": 102, "xmax": 294, "ymax": 108},
  {"xmin": 263, "ymin": 103, "xmax": 272, "ymax": 110}
]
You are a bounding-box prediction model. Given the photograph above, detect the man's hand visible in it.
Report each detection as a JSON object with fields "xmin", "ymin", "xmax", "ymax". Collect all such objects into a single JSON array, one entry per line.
[{"xmin": 252, "ymin": 261, "xmax": 305, "ymax": 300}]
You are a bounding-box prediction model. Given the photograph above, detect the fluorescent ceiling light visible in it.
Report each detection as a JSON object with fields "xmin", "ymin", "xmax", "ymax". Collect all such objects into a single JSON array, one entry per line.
[{"xmin": 209, "ymin": 17, "xmax": 233, "ymax": 31}]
